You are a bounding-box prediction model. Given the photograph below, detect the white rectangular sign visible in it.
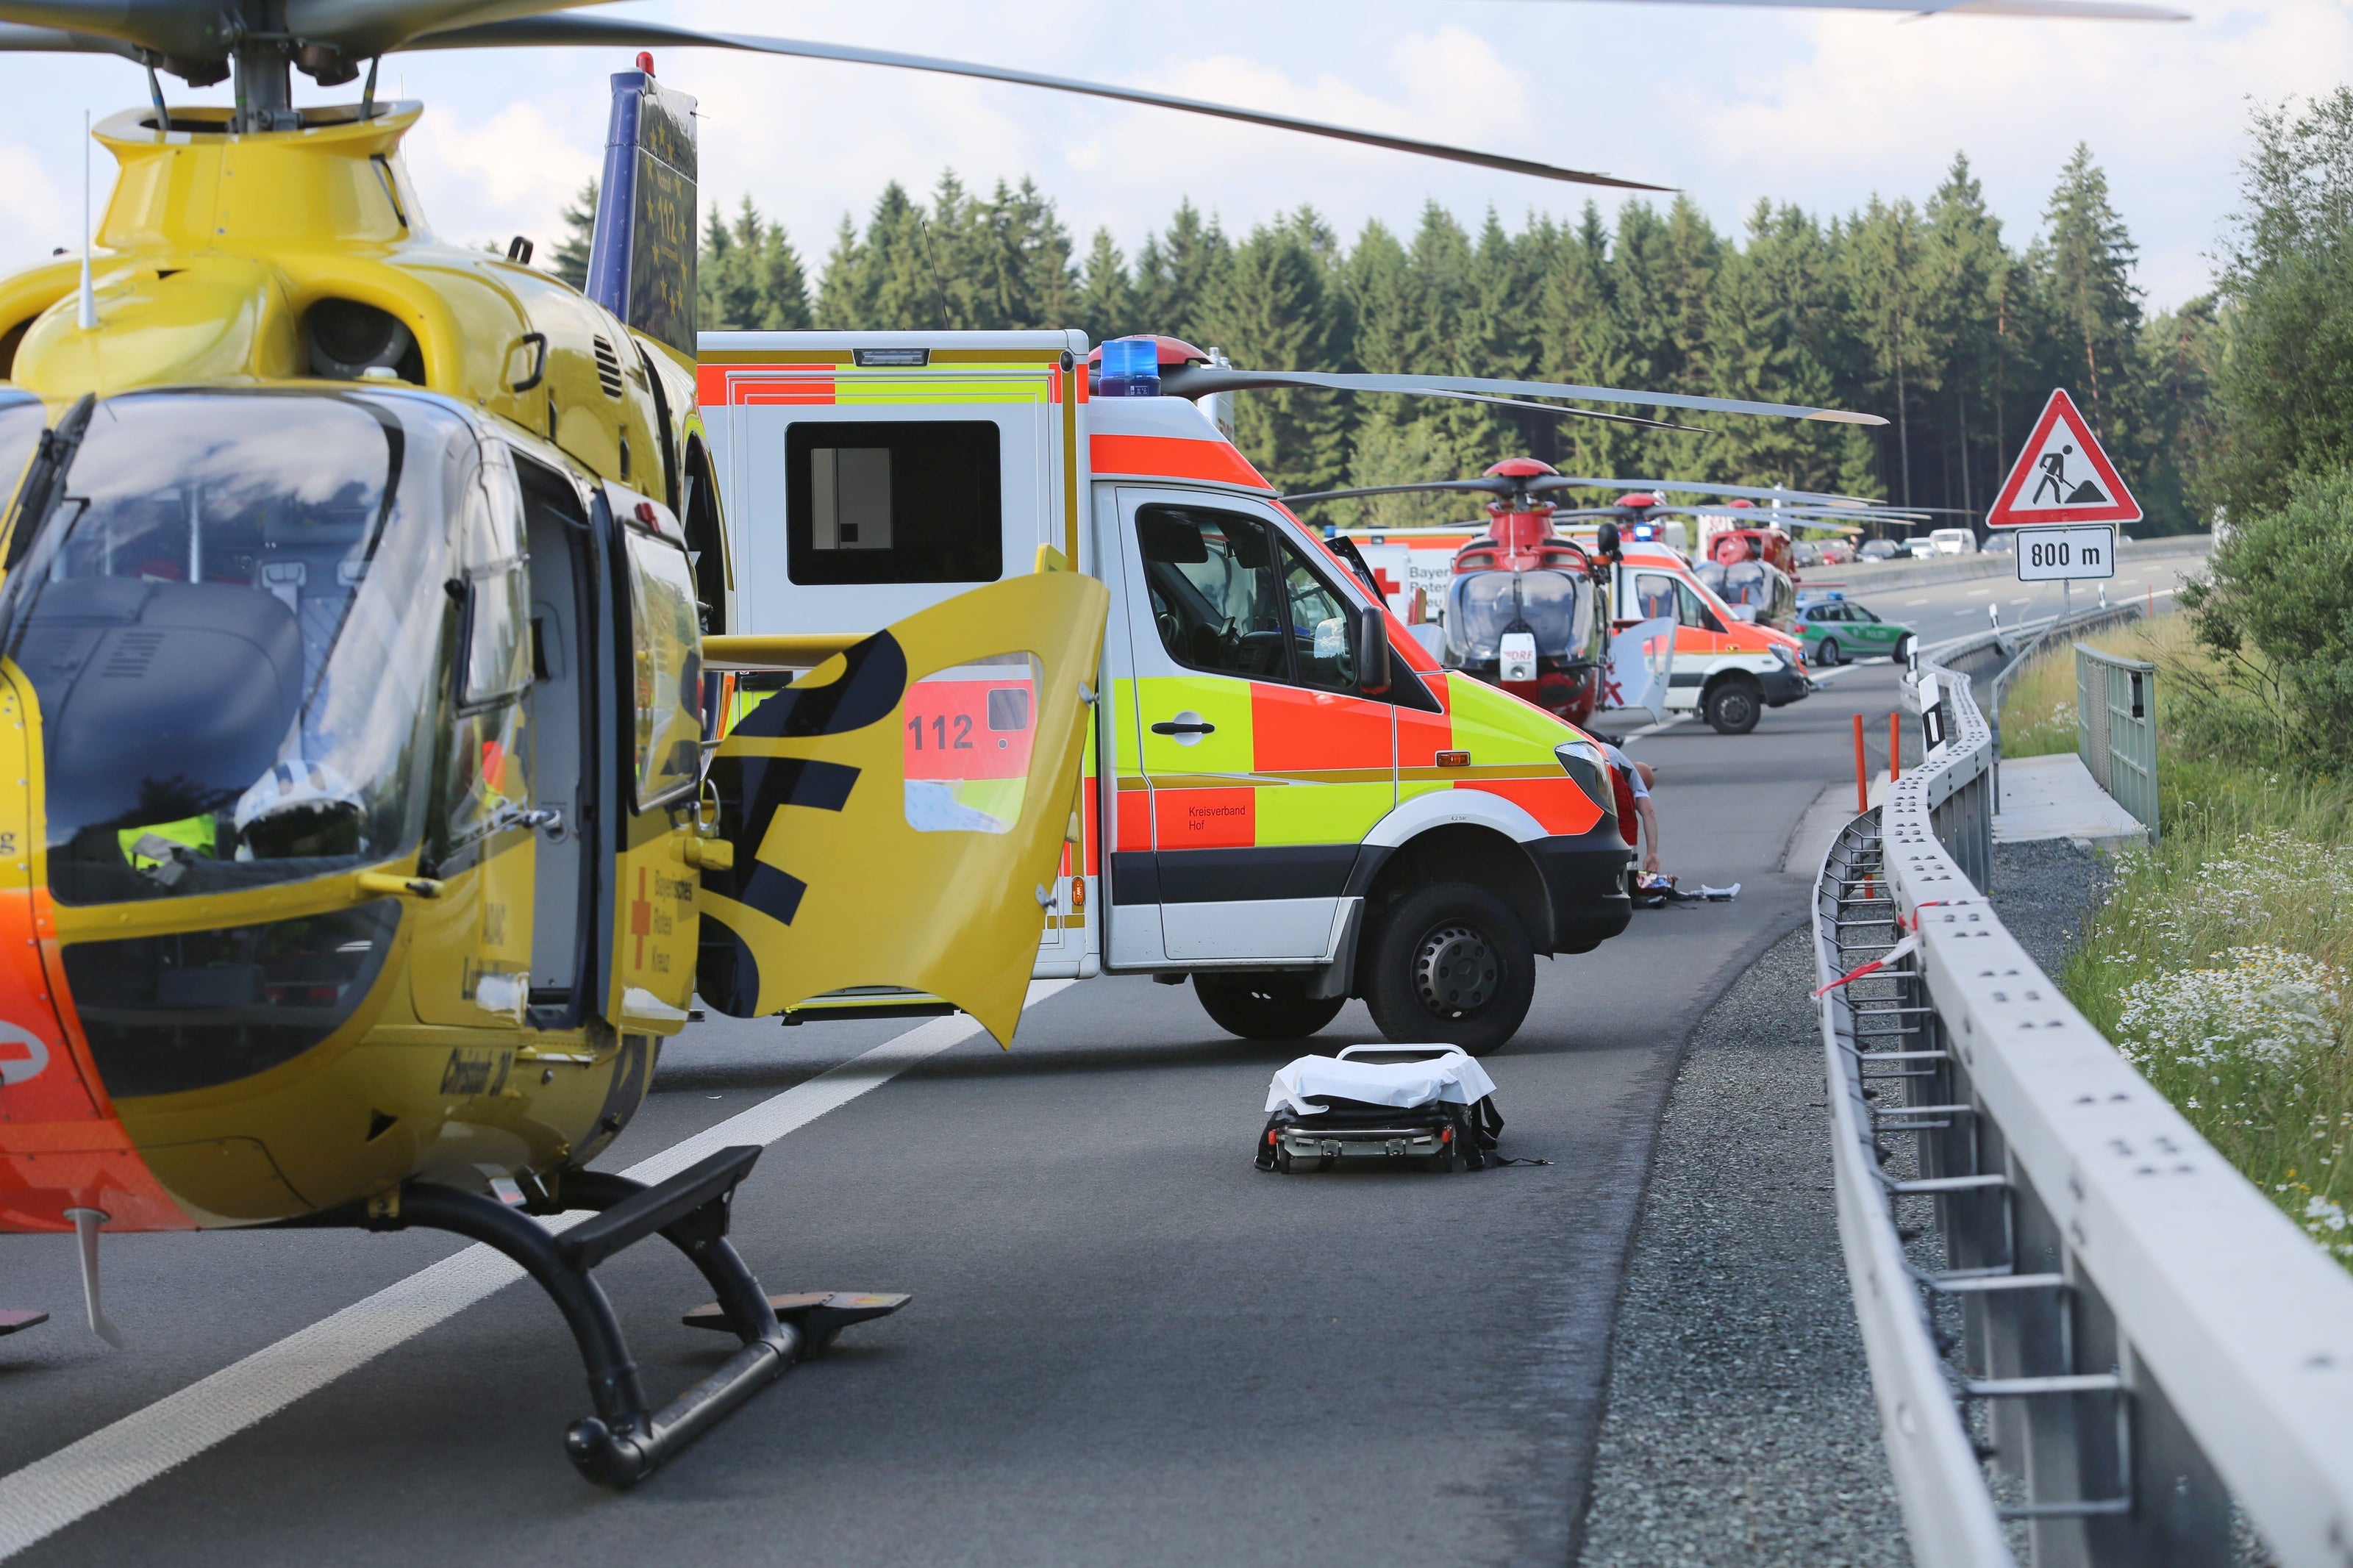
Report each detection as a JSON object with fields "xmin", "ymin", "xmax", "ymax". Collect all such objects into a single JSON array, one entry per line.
[{"xmin": 2014, "ymin": 524, "xmax": 2117, "ymax": 581}]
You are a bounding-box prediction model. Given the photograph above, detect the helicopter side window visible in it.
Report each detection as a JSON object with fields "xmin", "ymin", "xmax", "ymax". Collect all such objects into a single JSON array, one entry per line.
[
  {"xmin": 1135, "ymin": 505, "xmax": 1287, "ymax": 681},
  {"xmin": 442, "ymin": 445, "xmax": 532, "ymax": 851},
  {"xmin": 621, "ymin": 525, "xmax": 704, "ymax": 809}
]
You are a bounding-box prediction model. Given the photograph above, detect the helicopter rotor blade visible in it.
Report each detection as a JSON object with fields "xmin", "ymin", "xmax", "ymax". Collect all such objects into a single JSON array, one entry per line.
[
  {"xmin": 400, "ymin": 13, "xmax": 1673, "ymax": 191},
  {"xmin": 1389, "ymin": 388, "xmax": 1711, "ymax": 434},
  {"xmin": 1507, "ymin": 0, "xmax": 2190, "ymax": 18},
  {"xmin": 0, "ymin": 21, "xmax": 139, "ymax": 56},
  {"xmin": 1531, "ymin": 475, "xmax": 1888, "ymax": 506},
  {"xmin": 1282, "ymin": 479, "xmax": 1521, "ymax": 506},
  {"xmin": 1159, "ymin": 365, "xmax": 1883, "ymax": 425}
]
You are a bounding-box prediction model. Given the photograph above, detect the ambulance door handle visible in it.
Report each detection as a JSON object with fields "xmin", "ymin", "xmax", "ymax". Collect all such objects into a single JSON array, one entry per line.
[{"xmin": 1150, "ymin": 712, "xmax": 1215, "ymax": 746}]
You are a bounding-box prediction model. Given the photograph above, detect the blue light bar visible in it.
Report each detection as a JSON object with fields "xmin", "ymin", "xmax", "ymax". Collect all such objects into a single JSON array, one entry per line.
[{"xmin": 1099, "ymin": 337, "xmax": 1161, "ymax": 398}]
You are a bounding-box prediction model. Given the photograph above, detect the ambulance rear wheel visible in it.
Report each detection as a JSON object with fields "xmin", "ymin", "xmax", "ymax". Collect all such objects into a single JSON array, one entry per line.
[
  {"xmin": 1363, "ymin": 882, "xmax": 1535, "ymax": 1056},
  {"xmin": 1704, "ymin": 678, "xmax": 1762, "ymax": 735},
  {"xmin": 1194, "ymin": 973, "xmax": 1346, "ymax": 1041}
]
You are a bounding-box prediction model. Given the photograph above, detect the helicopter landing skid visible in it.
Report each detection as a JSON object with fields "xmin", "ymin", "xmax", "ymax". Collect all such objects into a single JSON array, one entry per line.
[
  {"xmin": 680, "ymin": 1290, "xmax": 910, "ymax": 1355},
  {"xmin": 0, "ymin": 1309, "xmax": 49, "ymax": 1336},
  {"xmin": 305, "ymin": 1145, "xmax": 793, "ymax": 1487}
]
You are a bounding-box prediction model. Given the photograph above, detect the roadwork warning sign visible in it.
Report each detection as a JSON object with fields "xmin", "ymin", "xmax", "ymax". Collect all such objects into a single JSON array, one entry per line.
[{"xmin": 1985, "ymin": 388, "xmax": 2140, "ymax": 529}]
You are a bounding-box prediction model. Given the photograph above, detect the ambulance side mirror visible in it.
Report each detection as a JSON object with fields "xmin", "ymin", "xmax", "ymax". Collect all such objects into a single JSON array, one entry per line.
[{"xmin": 1355, "ymin": 606, "xmax": 1392, "ymax": 697}]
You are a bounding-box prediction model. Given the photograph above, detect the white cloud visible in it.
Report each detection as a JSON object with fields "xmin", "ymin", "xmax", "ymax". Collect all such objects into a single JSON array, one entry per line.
[{"xmin": 0, "ymin": 1, "xmax": 2340, "ymax": 310}]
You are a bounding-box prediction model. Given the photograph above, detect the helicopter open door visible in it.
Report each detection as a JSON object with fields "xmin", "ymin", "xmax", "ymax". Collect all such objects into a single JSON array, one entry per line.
[{"xmin": 697, "ymin": 568, "xmax": 1108, "ymax": 1045}]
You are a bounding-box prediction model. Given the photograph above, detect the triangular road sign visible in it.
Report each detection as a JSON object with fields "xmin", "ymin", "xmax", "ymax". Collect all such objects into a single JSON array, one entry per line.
[{"xmin": 1985, "ymin": 389, "xmax": 2140, "ymax": 528}]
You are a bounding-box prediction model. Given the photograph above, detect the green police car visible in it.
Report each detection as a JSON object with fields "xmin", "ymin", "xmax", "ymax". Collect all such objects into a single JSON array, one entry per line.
[{"xmin": 1794, "ymin": 594, "xmax": 1913, "ymax": 665}]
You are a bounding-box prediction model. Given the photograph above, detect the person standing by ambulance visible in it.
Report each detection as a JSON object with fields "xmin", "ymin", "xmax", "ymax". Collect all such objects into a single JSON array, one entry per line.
[{"xmin": 1602, "ymin": 740, "xmax": 1661, "ymax": 881}]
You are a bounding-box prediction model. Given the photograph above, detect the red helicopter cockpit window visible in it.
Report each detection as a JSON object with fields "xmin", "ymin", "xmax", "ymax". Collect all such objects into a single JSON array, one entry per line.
[
  {"xmin": 1691, "ymin": 559, "xmax": 1794, "ymax": 624},
  {"xmin": 0, "ymin": 389, "xmax": 471, "ymax": 905},
  {"xmin": 1443, "ymin": 569, "xmax": 1597, "ymax": 669}
]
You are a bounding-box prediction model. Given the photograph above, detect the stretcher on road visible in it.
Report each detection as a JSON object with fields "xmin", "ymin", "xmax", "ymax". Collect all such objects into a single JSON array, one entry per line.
[{"xmin": 1256, "ymin": 1046, "xmax": 1507, "ymax": 1173}]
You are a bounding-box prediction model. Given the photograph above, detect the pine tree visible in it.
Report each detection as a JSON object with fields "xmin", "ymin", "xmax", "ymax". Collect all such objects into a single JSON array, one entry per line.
[
  {"xmin": 1133, "ymin": 201, "xmax": 1229, "ymax": 340},
  {"xmin": 551, "ymin": 181, "xmax": 598, "ymax": 291},
  {"xmin": 1194, "ymin": 211, "xmax": 1349, "ymax": 495},
  {"xmin": 1079, "ymin": 228, "xmax": 1135, "ymax": 343},
  {"xmin": 2035, "ymin": 144, "xmax": 2145, "ymax": 443}
]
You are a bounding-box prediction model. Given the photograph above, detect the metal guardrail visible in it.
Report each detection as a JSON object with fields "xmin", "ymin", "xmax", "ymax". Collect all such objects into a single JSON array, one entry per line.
[
  {"xmin": 1815, "ymin": 651, "xmax": 2353, "ymax": 1566},
  {"xmin": 2074, "ymin": 645, "xmax": 2159, "ymax": 843}
]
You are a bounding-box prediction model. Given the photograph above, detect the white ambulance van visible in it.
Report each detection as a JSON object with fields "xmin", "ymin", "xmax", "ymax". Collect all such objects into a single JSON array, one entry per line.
[{"xmin": 697, "ymin": 332, "xmax": 1635, "ymax": 1052}]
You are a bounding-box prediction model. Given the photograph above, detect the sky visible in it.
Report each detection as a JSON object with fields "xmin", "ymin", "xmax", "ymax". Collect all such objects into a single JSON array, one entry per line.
[{"xmin": 1, "ymin": 0, "xmax": 2346, "ymax": 312}]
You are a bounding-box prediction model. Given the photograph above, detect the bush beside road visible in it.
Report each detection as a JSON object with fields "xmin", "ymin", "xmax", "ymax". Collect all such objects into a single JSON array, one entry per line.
[{"xmin": 1996, "ymin": 612, "xmax": 2353, "ymax": 1270}]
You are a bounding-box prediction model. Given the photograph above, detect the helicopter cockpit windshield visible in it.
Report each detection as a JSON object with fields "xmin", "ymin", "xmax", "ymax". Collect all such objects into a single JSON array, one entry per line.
[
  {"xmin": 1443, "ymin": 569, "xmax": 1597, "ymax": 667},
  {"xmin": 1, "ymin": 390, "xmax": 490, "ymax": 904}
]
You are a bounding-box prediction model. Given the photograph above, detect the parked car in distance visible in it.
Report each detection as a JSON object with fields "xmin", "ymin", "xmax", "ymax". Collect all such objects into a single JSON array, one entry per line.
[
  {"xmin": 1793, "ymin": 594, "xmax": 1915, "ymax": 665},
  {"xmin": 1902, "ymin": 538, "xmax": 1938, "ymax": 559},
  {"xmin": 1817, "ymin": 540, "xmax": 1855, "ymax": 565},
  {"xmin": 1930, "ymin": 527, "xmax": 1978, "ymax": 555},
  {"xmin": 1982, "ymin": 530, "xmax": 2016, "ymax": 554},
  {"xmin": 1857, "ymin": 539, "xmax": 1900, "ymax": 562},
  {"xmin": 1792, "ymin": 540, "xmax": 1824, "ymax": 568}
]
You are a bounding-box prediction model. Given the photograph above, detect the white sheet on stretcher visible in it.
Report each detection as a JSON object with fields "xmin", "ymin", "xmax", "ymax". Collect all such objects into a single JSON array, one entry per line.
[{"xmin": 1264, "ymin": 1046, "xmax": 1499, "ymax": 1118}]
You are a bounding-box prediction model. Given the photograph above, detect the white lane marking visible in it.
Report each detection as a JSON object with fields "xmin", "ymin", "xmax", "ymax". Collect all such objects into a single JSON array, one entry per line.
[
  {"xmin": 0, "ymin": 984, "xmax": 1071, "ymax": 1561},
  {"xmin": 1965, "ymin": 589, "xmax": 1990, "ymax": 597},
  {"xmin": 1807, "ymin": 664, "xmax": 1866, "ymax": 684},
  {"xmin": 1617, "ymin": 713, "xmax": 1690, "ymax": 742},
  {"xmin": 1904, "ymin": 598, "xmax": 1930, "ymax": 606}
]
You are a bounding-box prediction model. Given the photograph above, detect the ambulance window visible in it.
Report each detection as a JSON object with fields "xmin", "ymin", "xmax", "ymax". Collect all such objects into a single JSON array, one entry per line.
[
  {"xmin": 1280, "ymin": 542, "xmax": 1357, "ymax": 694},
  {"xmin": 784, "ymin": 420, "xmax": 1001, "ymax": 585},
  {"xmin": 1633, "ymin": 573, "xmax": 1679, "ymax": 623},
  {"xmin": 1135, "ymin": 505, "xmax": 1286, "ymax": 681}
]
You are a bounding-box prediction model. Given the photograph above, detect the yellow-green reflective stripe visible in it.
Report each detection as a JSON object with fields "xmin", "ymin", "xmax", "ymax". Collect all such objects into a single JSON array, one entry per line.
[{"xmin": 1257, "ymin": 780, "xmax": 1392, "ymax": 846}]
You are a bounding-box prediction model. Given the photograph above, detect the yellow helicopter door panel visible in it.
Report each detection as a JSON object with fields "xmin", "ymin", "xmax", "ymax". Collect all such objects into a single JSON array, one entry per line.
[
  {"xmin": 699, "ymin": 569, "xmax": 1109, "ymax": 1045},
  {"xmin": 607, "ymin": 524, "xmax": 704, "ymax": 1034}
]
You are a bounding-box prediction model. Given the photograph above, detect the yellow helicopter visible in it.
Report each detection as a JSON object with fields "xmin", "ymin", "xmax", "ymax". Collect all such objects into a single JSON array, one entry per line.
[
  {"xmin": 0, "ymin": 0, "xmax": 2188, "ymax": 1488},
  {"xmin": 0, "ymin": 0, "xmax": 1727, "ymax": 1486}
]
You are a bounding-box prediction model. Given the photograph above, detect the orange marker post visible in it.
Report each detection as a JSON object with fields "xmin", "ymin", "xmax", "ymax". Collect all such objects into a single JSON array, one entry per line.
[
  {"xmin": 1854, "ymin": 713, "xmax": 1868, "ymax": 814},
  {"xmin": 1890, "ymin": 712, "xmax": 1902, "ymax": 784}
]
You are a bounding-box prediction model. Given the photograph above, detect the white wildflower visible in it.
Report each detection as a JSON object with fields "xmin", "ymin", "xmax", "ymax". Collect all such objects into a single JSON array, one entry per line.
[{"xmin": 2115, "ymin": 946, "xmax": 2343, "ymax": 1068}]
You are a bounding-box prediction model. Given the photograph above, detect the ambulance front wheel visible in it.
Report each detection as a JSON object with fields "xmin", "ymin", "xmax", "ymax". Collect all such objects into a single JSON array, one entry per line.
[
  {"xmin": 1362, "ymin": 882, "xmax": 1535, "ymax": 1057},
  {"xmin": 1703, "ymin": 678, "xmax": 1763, "ymax": 735},
  {"xmin": 1193, "ymin": 973, "xmax": 1346, "ymax": 1041}
]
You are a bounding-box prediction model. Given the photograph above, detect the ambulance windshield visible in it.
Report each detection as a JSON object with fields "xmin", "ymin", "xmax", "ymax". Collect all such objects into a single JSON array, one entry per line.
[
  {"xmin": 1444, "ymin": 569, "xmax": 1596, "ymax": 666},
  {"xmin": 1, "ymin": 390, "xmax": 467, "ymax": 904}
]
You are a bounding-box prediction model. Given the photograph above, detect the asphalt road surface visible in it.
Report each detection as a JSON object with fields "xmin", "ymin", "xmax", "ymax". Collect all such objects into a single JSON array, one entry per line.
[
  {"xmin": 1819, "ymin": 543, "xmax": 2207, "ymax": 646},
  {"xmin": 6, "ymin": 656, "xmax": 1923, "ymax": 1567}
]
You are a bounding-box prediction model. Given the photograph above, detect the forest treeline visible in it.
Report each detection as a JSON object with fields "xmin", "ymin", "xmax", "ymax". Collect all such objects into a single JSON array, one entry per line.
[{"xmin": 552, "ymin": 147, "xmax": 2215, "ymax": 533}]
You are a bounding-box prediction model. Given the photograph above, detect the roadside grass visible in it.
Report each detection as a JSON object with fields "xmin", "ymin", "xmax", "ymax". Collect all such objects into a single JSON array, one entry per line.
[
  {"xmin": 1996, "ymin": 609, "xmax": 2353, "ymax": 1267},
  {"xmin": 1997, "ymin": 612, "xmax": 2201, "ymax": 760}
]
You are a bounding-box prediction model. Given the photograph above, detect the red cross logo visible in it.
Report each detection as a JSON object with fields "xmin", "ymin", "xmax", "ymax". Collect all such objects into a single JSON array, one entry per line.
[
  {"xmin": 630, "ymin": 867, "xmax": 652, "ymax": 967},
  {"xmin": 1374, "ymin": 567, "xmax": 1402, "ymax": 599}
]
